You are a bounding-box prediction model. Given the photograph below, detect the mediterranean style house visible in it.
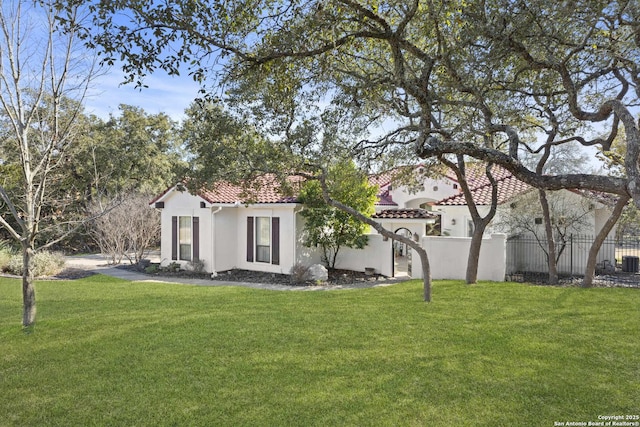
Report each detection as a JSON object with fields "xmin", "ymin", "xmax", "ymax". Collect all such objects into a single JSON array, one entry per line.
[{"xmin": 150, "ymin": 167, "xmax": 616, "ymax": 279}]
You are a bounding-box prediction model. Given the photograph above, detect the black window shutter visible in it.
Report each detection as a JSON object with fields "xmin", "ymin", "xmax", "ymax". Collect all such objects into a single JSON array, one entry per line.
[
  {"xmin": 271, "ymin": 217, "xmax": 280, "ymax": 265},
  {"xmin": 192, "ymin": 217, "xmax": 200, "ymax": 261},
  {"xmin": 171, "ymin": 216, "xmax": 178, "ymax": 260},
  {"xmin": 246, "ymin": 216, "xmax": 254, "ymax": 262}
]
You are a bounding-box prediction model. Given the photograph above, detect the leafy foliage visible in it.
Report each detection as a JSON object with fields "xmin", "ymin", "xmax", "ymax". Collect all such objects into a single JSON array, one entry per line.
[
  {"xmin": 298, "ymin": 161, "xmax": 377, "ymax": 268},
  {"xmin": 65, "ymin": 104, "xmax": 184, "ymax": 199}
]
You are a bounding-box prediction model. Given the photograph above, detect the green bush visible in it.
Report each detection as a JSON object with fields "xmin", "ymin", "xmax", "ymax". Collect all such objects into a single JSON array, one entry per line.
[
  {"xmin": 0, "ymin": 241, "xmax": 15, "ymax": 273},
  {"xmin": 144, "ymin": 264, "xmax": 159, "ymax": 274},
  {"xmin": 6, "ymin": 251, "xmax": 66, "ymax": 277}
]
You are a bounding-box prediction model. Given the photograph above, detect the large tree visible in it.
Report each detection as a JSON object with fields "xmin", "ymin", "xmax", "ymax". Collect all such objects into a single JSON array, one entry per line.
[
  {"xmin": 0, "ymin": 0, "xmax": 99, "ymax": 326},
  {"xmin": 86, "ymin": 0, "xmax": 639, "ymax": 289},
  {"xmin": 65, "ymin": 104, "xmax": 184, "ymax": 199}
]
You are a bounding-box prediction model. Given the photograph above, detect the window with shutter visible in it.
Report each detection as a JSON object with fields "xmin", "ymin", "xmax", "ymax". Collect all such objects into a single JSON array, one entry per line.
[
  {"xmin": 246, "ymin": 216, "xmax": 280, "ymax": 264},
  {"xmin": 255, "ymin": 216, "xmax": 270, "ymax": 263},
  {"xmin": 178, "ymin": 216, "xmax": 192, "ymax": 261},
  {"xmin": 192, "ymin": 217, "xmax": 200, "ymax": 261},
  {"xmin": 171, "ymin": 216, "xmax": 178, "ymax": 260}
]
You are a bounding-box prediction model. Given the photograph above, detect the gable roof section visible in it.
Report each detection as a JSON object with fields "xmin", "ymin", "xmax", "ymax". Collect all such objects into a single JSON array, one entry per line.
[
  {"xmin": 150, "ymin": 176, "xmax": 301, "ymax": 206},
  {"xmin": 436, "ymin": 165, "xmax": 619, "ymax": 207},
  {"xmin": 199, "ymin": 178, "xmax": 299, "ymax": 204},
  {"xmin": 153, "ymin": 172, "xmax": 401, "ymax": 207},
  {"xmin": 447, "ymin": 164, "xmax": 513, "ymax": 190}
]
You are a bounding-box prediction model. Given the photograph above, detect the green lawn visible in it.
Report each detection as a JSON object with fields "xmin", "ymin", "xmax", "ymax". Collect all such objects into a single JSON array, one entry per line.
[{"xmin": 0, "ymin": 276, "xmax": 638, "ymax": 426}]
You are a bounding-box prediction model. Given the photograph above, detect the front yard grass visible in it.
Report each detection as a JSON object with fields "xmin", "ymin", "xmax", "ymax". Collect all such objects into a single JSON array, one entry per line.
[{"xmin": 0, "ymin": 275, "xmax": 638, "ymax": 426}]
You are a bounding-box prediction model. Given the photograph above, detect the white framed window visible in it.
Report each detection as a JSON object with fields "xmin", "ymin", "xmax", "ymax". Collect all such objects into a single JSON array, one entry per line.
[
  {"xmin": 179, "ymin": 216, "xmax": 192, "ymax": 261},
  {"xmin": 255, "ymin": 216, "xmax": 271, "ymax": 263},
  {"xmin": 246, "ymin": 216, "xmax": 280, "ymax": 265}
]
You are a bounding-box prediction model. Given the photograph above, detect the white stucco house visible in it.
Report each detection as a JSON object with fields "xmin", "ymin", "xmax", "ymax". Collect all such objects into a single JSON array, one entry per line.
[
  {"xmin": 433, "ymin": 169, "xmax": 618, "ymax": 276},
  {"xmin": 149, "ymin": 178, "xmax": 305, "ymax": 275},
  {"xmin": 149, "ymin": 166, "xmax": 617, "ymax": 280},
  {"xmin": 434, "ymin": 169, "xmax": 616, "ymax": 238}
]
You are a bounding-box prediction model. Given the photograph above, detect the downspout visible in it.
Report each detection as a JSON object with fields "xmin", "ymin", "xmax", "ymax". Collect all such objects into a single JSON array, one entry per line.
[
  {"xmin": 210, "ymin": 206, "xmax": 222, "ymax": 277},
  {"xmin": 293, "ymin": 205, "xmax": 305, "ymax": 267}
]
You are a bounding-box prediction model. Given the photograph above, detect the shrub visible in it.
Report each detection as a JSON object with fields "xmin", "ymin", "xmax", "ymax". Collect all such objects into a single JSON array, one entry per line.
[
  {"xmin": 185, "ymin": 258, "xmax": 206, "ymax": 275},
  {"xmin": 289, "ymin": 263, "xmax": 311, "ymax": 285},
  {"xmin": 6, "ymin": 251, "xmax": 66, "ymax": 277},
  {"xmin": 162, "ymin": 262, "xmax": 181, "ymax": 273},
  {"xmin": 0, "ymin": 241, "xmax": 15, "ymax": 272},
  {"xmin": 145, "ymin": 264, "xmax": 159, "ymax": 274}
]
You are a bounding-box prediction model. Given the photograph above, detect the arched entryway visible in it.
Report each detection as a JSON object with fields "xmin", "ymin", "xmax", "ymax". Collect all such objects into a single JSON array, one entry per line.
[{"xmin": 393, "ymin": 227, "xmax": 412, "ymax": 277}]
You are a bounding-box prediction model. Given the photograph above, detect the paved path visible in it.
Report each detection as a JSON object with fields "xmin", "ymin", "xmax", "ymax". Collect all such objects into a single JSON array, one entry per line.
[{"xmin": 65, "ymin": 254, "xmax": 406, "ymax": 291}]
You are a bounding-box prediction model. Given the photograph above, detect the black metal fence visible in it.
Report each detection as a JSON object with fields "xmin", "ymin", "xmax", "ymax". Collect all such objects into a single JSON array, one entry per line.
[{"xmin": 505, "ymin": 234, "xmax": 640, "ymax": 287}]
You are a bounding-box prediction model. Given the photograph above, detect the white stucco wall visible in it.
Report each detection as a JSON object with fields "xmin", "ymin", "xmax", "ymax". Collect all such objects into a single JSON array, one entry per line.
[
  {"xmin": 437, "ymin": 205, "xmax": 494, "ymax": 237},
  {"xmin": 294, "ymin": 213, "xmax": 324, "ymax": 267},
  {"xmin": 332, "ymin": 234, "xmax": 393, "ymax": 277},
  {"xmin": 158, "ymin": 190, "xmax": 214, "ymax": 272},
  {"xmin": 389, "ymin": 176, "xmax": 459, "ymax": 209},
  {"xmin": 212, "ymin": 208, "xmax": 238, "ymax": 272},
  {"xmin": 408, "ymin": 234, "xmax": 506, "ymax": 281},
  {"xmin": 235, "ymin": 205, "xmax": 298, "ymax": 275},
  {"xmin": 157, "ymin": 188, "xmax": 299, "ymax": 275}
]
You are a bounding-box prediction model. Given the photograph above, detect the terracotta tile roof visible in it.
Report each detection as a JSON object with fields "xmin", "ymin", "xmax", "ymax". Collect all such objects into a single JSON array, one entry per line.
[
  {"xmin": 437, "ymin": 173, "xmax": 531, "ymax": 206},
  {"xmin": 369, "ymin": 170, "xmax": 398, "ymax": 188},
  {"xmin": 448, "ymin": 163, "xmax": 513, "ymax": 188},
  {"xmin": 150, "ymin": 176, "xmax": 302, "ymax": 205},
  {"xmin": 372, "ymin": 208, "xmax": 440, "ymax": 220},
  {"xmin": 199, "ymin": 176, "xmax": 301, "ymax": 204}
]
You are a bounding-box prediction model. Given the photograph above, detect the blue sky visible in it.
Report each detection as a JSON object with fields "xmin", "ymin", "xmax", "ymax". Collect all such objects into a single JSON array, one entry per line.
[{"xmin": 85, "ymin": 66, "xmax": 202, "ymax": 121}]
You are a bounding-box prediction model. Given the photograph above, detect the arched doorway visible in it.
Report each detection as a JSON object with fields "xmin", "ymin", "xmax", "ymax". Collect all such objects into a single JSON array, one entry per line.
[{"xmin": 393, "ymin": 227, "xmax": 412, "ymax": 277}]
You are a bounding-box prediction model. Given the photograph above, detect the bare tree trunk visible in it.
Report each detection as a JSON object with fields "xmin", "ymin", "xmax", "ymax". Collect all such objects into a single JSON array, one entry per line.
[
  {"xmin": 583, "ymin": 195, "xmax": 629, "ymax": 288},
  {"xmin": 0, "ymin": 2, "xmax": 99, "ymax": 326},
  {"xmin": 22, "ymin": 245, "xmax": 36, "ymax": 327},
  {"xmin": 417, "ymin": 246, "xmax": 432, "ymax": 301},
  {"xmin": 539, "ymin": 190, "xmax": 559, "ymax": 285},
  {"xmin": 442, "ymin": 158, "xmax": 498, "ymax": 285},
  {"xmin": 466, "ymin": 221, "xmax": 488, "ymax": 284}
]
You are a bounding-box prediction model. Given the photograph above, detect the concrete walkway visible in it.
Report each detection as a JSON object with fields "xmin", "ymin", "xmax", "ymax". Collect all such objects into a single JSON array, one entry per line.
[{"xmin": 65, "ymin": 254, "xmax": 406, "ymax": 291}]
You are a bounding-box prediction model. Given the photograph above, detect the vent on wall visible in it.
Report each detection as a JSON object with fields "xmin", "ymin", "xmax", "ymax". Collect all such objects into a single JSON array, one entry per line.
[
  {"xmin": 200, "ymin": 201, "xmax": 206, "ymax": 208},
  {"xmin": 155, "ymin": 202, "xmax": 165, "ymax": 209}
]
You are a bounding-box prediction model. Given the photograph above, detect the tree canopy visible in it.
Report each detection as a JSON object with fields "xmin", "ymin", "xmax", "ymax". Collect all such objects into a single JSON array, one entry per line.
[{"xmin": 83, "ymin": 0, "xmax": 639, "ymax": 196}]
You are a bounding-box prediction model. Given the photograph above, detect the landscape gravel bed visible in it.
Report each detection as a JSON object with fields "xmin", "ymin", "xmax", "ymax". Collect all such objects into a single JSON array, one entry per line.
[{"xmin": 119, "ymin": 264, "xmax": 390, "ymax": 287}]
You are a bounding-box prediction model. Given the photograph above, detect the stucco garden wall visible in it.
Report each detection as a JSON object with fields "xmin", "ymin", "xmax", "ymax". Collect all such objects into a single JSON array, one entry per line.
[{"xmin": 410, "ymin": 234, "xmax": 507, "ymax": 281}]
